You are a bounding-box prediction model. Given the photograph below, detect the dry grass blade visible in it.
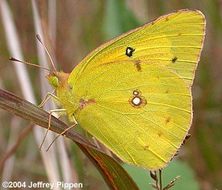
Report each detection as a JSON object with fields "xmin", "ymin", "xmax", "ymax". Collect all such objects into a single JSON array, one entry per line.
[
  {"xmin": 32, "ymin": 0, "xmax": 73, "ymax": 184},
  {"xmin": 0, "ymin": 124, "xmax": 33, "ymax": 173}
]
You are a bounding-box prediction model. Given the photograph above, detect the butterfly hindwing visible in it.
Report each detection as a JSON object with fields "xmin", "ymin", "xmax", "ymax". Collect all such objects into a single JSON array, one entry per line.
[{"xmin": 73, "ymin": 62, "xmax": 191, "ymax": 169}]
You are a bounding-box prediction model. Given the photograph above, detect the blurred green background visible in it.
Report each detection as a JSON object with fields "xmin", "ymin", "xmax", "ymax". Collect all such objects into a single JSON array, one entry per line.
[{"xmin": 0, "ymin": 0, "xmax": 221, "ymax": 189}]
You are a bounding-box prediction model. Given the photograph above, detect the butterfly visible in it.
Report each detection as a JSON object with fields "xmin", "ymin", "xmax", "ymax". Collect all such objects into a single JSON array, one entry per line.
[{"xmin": 47, "ymin": 9, "xmax": 206, "ymax": 170}]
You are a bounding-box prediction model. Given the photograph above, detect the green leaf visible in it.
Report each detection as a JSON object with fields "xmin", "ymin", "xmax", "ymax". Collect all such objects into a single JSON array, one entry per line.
[
  {"xmin": 103, "ymin": 0, "xmax": 140, "ymax": 39},
  {"xmin": 123, "ymin": 160, "xmax": 199, "ymax": 190}
]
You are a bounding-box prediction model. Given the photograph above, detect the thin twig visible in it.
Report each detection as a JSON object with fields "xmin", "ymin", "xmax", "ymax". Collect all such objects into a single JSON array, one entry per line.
[{"xmin": 155, "ymin": 171, "xmax": 159, "ymax": 189}]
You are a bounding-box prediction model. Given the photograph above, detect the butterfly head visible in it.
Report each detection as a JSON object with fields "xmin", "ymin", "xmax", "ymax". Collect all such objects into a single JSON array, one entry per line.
[{"xmin": 47, "ymin": 71, "xmax": 70, "ymax": 89}]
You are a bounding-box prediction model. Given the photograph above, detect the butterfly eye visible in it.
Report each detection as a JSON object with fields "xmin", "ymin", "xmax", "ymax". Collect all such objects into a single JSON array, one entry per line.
[{"xmin": 48, "ymin": 75, "xmax": 59, "ymax": 88}]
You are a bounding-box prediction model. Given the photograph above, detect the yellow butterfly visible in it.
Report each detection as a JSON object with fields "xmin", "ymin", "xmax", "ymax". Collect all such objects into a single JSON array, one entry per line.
[{"xmin": 48, "ymin": 9, "xmax": 206, "ymax": 170}]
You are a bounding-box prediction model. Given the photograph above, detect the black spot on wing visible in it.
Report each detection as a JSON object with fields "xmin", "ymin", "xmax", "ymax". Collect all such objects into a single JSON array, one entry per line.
[
  {"xmin": 171, "ymin": 56, "xmax": 178, "ymax": 63},
  {"xmin": 126, "ymin": 47, "xmax": 135, "ymax": 57}
]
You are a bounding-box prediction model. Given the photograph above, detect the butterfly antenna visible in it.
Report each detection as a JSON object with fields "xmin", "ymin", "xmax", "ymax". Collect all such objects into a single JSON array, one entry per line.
[
  {"xmin": 36, "ymin": 34, "xmax": 57, "ymax": 72},
  {"xmin": 9, "ymin": 57, "xmax": 50, "ymax": 71}
]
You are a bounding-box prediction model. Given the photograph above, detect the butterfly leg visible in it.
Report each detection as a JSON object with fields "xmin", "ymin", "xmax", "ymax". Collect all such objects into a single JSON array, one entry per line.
[
  {"xmin": 46, "ymin": 122, "xmax": 78, "ymax": 151},
  {"xmin": 38, "ymin": 90, "xmax": 58, "ymax": 108},
  {"xmin": 44, "ymin": 114, "xmax": 78, "ymax": 151},
  {"xmin": 39, "ymin": 108, "xmax": 66, "ymax": 150}
]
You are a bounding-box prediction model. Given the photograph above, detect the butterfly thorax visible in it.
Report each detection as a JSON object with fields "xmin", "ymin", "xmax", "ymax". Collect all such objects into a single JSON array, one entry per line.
[{"xmin": 47, "ymin": 71, "xmax": 79, "ymax": 121}]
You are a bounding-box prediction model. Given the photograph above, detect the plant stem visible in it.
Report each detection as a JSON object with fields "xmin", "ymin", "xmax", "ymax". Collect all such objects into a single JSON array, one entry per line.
[{"xmin": 159, "ymin": 169, "xmax": 162, "ymax": 190}]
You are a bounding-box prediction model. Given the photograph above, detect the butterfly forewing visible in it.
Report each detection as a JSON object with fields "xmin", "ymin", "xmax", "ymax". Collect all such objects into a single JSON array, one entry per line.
[{"xmin": 69, "ymin": 10, "xmax": 205, "ymax": 88}]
